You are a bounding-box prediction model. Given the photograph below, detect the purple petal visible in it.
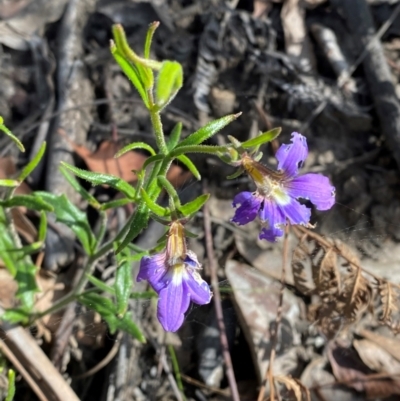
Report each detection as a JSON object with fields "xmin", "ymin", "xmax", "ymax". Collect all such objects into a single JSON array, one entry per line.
[
  {"xmin": 184, "ymin": 250, "xmax": 201, "ymax": 269},
  {"xmin": 279, "ymin": 198, "xmax": 311, "ymax": 225},
  {"xmin": 260, "ymin": 225, "xmax": 284, "ymax": 242},
  {"xmin": 137, "ymin": 253, "xmax": 168, "ymax": 292},
  {"xmin": 259, "ymin": 198, "xmax": 286, "ymax": 226},
  {"xmin": 286, "ymin": 173, "xmax": 335, "ymax": 211},
  {"xmin": 157, "ymin": 276, "xmax": 190, "ymax": 332},
  {"xmin": 184, "ymin": 271, "xmax": 212, "ymax": 305},
  {"xmin": 232, "ymin": 191, "xmax": 262, "ymax": 225},
  {"xmin": 276, "ymin": 132, "xmax": 308, "ymax": 178}
]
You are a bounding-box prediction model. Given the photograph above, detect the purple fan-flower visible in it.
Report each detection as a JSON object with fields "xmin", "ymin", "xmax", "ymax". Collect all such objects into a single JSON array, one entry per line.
[
  {"xmin": 232, "ymin": 132, "xmax": 335, "ymax": 241},
  {"xmin": 137, "ymin": 221, "xmax": 212, "ymax": 332}
]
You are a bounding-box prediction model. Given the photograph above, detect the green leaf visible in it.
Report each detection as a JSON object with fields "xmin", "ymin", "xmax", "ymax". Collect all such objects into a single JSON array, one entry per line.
[
  {"xmin": 115, "ymin": 142, "xmax": 156, "ymax": 158},
  {"xmin": 241, "ymin": 127, "xmax": 282, "ymax": 149},
  {"xmin": 226, "ymin": 168, "xmax": 244, "ymax": 180},
  {"xmin": 87, "ymin": 274, "xmax": 115, "ymax": 295},
  {"xmin": 15, "ymin": 261, "xmax": 38, "ymax": 310},
  {"xmin": 38, "ymin": 211, "xmax": 47, "ymax": 242},
  {"xmin": 177, "ymin": 113, "xmax": 241, "ymax": 148},
  {"xmin": 0, "ymin": 194, "xmax": 53, "ymax": 212},
  {"xmin": 0, "ymin": 179, "xmax": 19, "ymax": 188},
  {"xmin": 8, "ymin": 241, "xmax": 44, "ymax": 257},
  {"xmin": 142, "ymin": 154, "xmax": 164, "ymax": 170},
  {"xmin": 140, "ymin": 188, "xmax": 168, "ymax": 217},
  {"xmin": 0, "ymin": 119, "xmax": 24, "ymax": 153},
  {"xmin": 5, "ymin": 369, "xmax": 16, "ymax": 401},
  {"xmin": 60, "ymin": 166, "xmax": 101, "ymax": 210},
  {"xmin": 170, "ymin": 144, "xmax": 228, "ymax": 158},
  {"xmin": 176, "ymin": 155, "xmax": 200, "ymax": 180},
  {"xmin": 79, "ymin": 293, "xmax": 145, "ymax": 342},
  {"xmin": 36, "ymin": 192, "xmax": 96, "ymax": 255},
  {"xmin": 61, "ymin": 163, "xmax": 136, "ymax": 199},
  {"xmin": 111, "ymin": 46, "xmax": 150, "ymax": 109},
  {"xmin": 156, "ymin": 61, "xmax": 183, "ymax": 109},
  {"xmin": 144, "ymin": 21, "xmax": 159, "ymax": 59},
  {"xmin": 115, "ymin": 250, "xmax": 133, "ymax": 316},
  {"xmin": 157, "ymin": 176, "xmax": 180, "ymax": 208},
  {"xmin": 1, "ymin": 308, "xmax": 30, "ymax": 325},
  {"xmin": 178, "ymin": 194, "xmax": 209, "ymax": 217},
  {"xmin": 167, "ymin": 122, "xmax": 182, "ymax": 151},
  {"xmin": 18, "ymin": 142, "xmax": 46, "ymax": 182},
  {"xmin": 99, "ymin": 198, "xmax": 131, "ymax": 211},
  {"xmin": 0, "ymin": 231, "xmax": 18, "ymax": 276}
]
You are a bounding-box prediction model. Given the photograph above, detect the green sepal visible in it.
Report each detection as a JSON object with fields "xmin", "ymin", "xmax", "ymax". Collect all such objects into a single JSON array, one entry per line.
[
  {"xmin": 241, "ymin": 127, "xmax": 281, "ymax": 149},
  {"xmin": 99, "ymin": 198, "xmax": 131, "ymax": 211},
  {"xmin": 78, "ymin": 292, "xmax": 145, "ymax": 342},
  {"xmin": 114, "ymin": 142, "xmax": 156, "ymax": 158},
  {"xmin": 111, "ymin": 46, "xmax": 150, "ymax": 108},
  {"xmin": 167, "ymin": 122, "xmax": 182, "ymax": 151},
  {"xmin": 176, "ymin": 155, "xmax": 200, "ymax": 180},
  {"xmin": 18, "ymin": 142, "xmax": 46, "ymax": 182},
  {"xmin": 1, "ymin": 307, "xmax": 30, "ymax": 325},
  {"xmin": 156, "ymin": 61, "xmax": 183, "ymax": 109},
  {"xmin": 177, "ymin": 113, "xmax": 241, "ymax": 148},
  {"xmin": 36, "ymin": 192, "xmax": 96, "ymax": 256},
  {"xmin": 61, "ymin": 162, "xmax": 136, "ymax": 199},
  {"xmin": 140, "ymin": 188, "xmax": 168, "ymax": 217},
  {"xmin": 0, "ymin": 179, "xmax": 19, "ymax": 188},
  {"xmin": 0, "ymin": 117, "xmax": 24, "ymax": 152},
  {"xmin": 170, "ymin": 144, "xmax": 227, "ymax": 158},
  {"xmin": 0, "ymin": 194, "xmax": 53, "ymax": 212},
  {"xmin": 60, "ymin": 166, "xmax": 101, "ymax": 210},
  {"xmin": 115, "ymin": 249, "xmax": 133, "ymax": 317},
  {"xmin": 178, "ymin": 194, "xmax": 209, "ymax": 217}
]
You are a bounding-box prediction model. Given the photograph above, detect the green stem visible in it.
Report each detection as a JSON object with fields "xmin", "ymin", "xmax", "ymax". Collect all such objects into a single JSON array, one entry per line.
[{"xmin": 150, "ymin": 106, "xmax": 168, "ymax": 155}]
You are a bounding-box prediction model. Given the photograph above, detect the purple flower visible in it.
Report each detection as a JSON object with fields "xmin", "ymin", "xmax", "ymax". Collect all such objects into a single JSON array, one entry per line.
[
  {"xmin": 232, "ymin": 132, "xmax": 335, "ymax": 241},
  {"xmin": 137, "ymin": 221, "xmax": 212, "ymax": 332}
]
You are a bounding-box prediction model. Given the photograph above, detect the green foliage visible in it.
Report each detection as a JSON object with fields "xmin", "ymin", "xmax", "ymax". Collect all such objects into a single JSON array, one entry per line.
[
  {"xmin": 0, "ymin": 117, "xmax": 24, "ymax": 152},
  {"xmin": 0, "ymin": 194, "xmax": 53, "ymax": 212},
  {"xmin": 178, "ymin": 194, "xmax": 210, "ymax": 217},
  {"xmin": 36, "ymin": 192, "xmax": 96, "ymax": 255},
  {"xmin": 156, "ymin": 61, "xmax": 183, "ymax": 109},
  {"xmin": 176, "ymin": 155, "xmax": 200, "ymax": 180},
  {"xmin": 5, "ymin": 369, "xmax": 16, "ymax": 401},
  {"xmin": 115, "ymin": 249, "xmax": 133, "ymax": 317},
  {"xmin": 18, "ymin": 142, "xmax": 46, "ymax": 182},
  {"xmin": 167, "ymin": 123, "xmax": 182, "ymax": 150},
  {"xmin": 114, "ymin": 142, "xmax": 156, "ymax": 158},
  {"xmin": 241, "ymin": 127, "xmax": 281, "ymax": 149},
  {"xmin": 140, "ymin": 188, "xmax": 169, "ymax": 217}
]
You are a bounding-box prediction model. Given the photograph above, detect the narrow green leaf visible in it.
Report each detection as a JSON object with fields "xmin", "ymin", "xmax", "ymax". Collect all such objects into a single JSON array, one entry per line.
[
  {"xmin": 156, "ymin": 61, "xmax": 183, "ymax": 109},
  {"xmin": 241, "ymin": 127, "xmax": 282, "ymax": 149},
  {"xmin": 87, "ymin": 274, "xmax": 115, "ymax": 294},
  {"xmin": 170, "ymin": 144, "xmax": 228, "ymax": 158},
  {"xmin": 117, "ymin": 311, "xmax": 146, "ymax": 342},
  {"xmin": 142, "ymin": 154, "xmax": 165, "ymax": 171},
  {"xmin": 0, "ymin": 118, "xmax": 24, "ymax": 152},
  {"xmin": 144, "ymin": 21, "xmax": 159, "ymax": 59},
  {"xmin": 0, "ymin": 232, "xmax": 18, "ymax": 276},
  {"xmin": 38, "ymin": 211, "xmax": 47, "ymax": 242},
  {"xmin": 176, "ymin": 155, "xmax": 200, "ymax": 180},
  {"xmin": 140, "ymin": 188, "xmax": 168, "ymax": 217},
  {"xmin": 115, "ymin": 142, "xmax": 156, "ymax": 158},
  {"xmin": 0, "ymin": 179, "xmax": 19, "ymax": 188},
  {"xmin": 226, "ymin": 168, "xmax": 245, "ymax": 180},
  {"xmin": 18, "ymin": 142, "xmax": 46, "ymax": 182},
  {"xmin": 167, "ymin": 122, "xmax": 182, "ymax": 151},
  {"xmin": 36, "ymin": 192, "xmax": 96, "ymax": 255},
  {"xmin": 61, "ymin": 162, "xmax": 136, "ymax": 199},
  {"xmin": 177, "ymin": 113, "xmax": 241, "ymax": 148},
  {"xmin": 111, "ymin": 46, "xmax": 150, "ymax": 108},
  {"xmin": 178, "ymin": 194, "xmax": 209, "ymax": 217},
  {"xmin": 157, "ymin": 176, "xmax": 180, "ymax": 208},
  {"xmin": 8, "ymin": 241, "xmax": 44, "ymax": 256},
  {"xmin": 5, "ymin": 369, "xmax": 16, "ymax": 401},
  {"xmin": 99, "ymin": 198, "xmax": 131, "ymax": 211},
  {"xmin": 0, "ymin": 194, "xmax": 53, "ymax": 212},
  {"xmin": 115, "ymin": 250, "xmax": 133, "ymax": 316},
  {"xmin": 60, "ymin": 166, "xmax": 101, "ymax": 210}
]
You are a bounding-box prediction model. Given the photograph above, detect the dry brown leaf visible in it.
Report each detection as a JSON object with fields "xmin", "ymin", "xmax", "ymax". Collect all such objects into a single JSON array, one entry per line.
[
  {"xmin": 377, "ymin": 279, "xmax": 399, "ymax": 324},
  {"xmin": 358, "ymin": 329, "xmax": 400, "ymax": 362},
  {"xmin": 274, "ymin": 375, "xmax": 310, "ymax": 401},
  {"xmin": 328, "ymin": 341, "xmax": 400, "ymax": 398}
]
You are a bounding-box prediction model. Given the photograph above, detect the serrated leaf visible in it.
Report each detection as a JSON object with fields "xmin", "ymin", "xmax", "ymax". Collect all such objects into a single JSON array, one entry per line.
[
  {"xmin": 0, "ymin": 194, "xmax": 53, "ymax": 212},
  {"xmin": 178, "ymin": 194, "xmax": 209, "ymax": 217},
  {"xmin": 241, "ymin": 127, "xmax": 282, "ymax": 149},
  {"xmin": 60, "ymin": 166, "xmax": 101, "ymax": 210},
  {"xmin": 99, "ymin": 198, "xmax": 131, "ymax": 211},
  {"xmin": 18, "ymin": 142, "xmax": 46, "ymax": 182},
  {"xmin": 177, "ymin": 113, "xmax": 241, "ymax": 148},
  {"xmin": 1, "ymin": 308, "xmax": 30, "ymax": 325},
  {"xmin": 115, "ymin": 250, "xmax": 133, "ymax": 316},
  {"xmin": 0, "ymin": 120, "xmax": 24, "ymax": 152},
  {"xmin": 156, "ymin": 61, "xmax": 183, "ymax": 109},
  {"xmin": 114, "ymin": 142, "xmax": 156, "ymax": 158},
  {"xmin": 61, "ymin": 162, "xmax": 136, "ymax": 199},
  {"xmin": 0, "ymin": 179, "xmax": 19, "ymax": 187},
  {"xmin": 167, "ymin": 122, "xmax": 182, "ymax": 151},
  {"xmin": 36, "ymin": 192, "xmax": 96, "ymax": 255},
  {"xmin": 176, "ymin": 154, "xmax": 200, "ymax": 180},
  {"xmin": 140, "ymin": 188, "xmax": 168, "ymax": 217}
]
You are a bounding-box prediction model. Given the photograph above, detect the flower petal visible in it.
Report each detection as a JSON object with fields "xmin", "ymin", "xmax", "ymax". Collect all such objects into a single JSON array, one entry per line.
[
  {"xmin": 259, "ymin": 198, "xmax": 286, "ymax": 226},
  {"xmin": 279, "ymin": 197, "xmax": 311, "ymax": 225},
  {"xmin": 137, "ymin": 253, "xmax": 168, "ymax": 292},
  {"xmin": 286, "ymin": 173, "xmax": 335, "ymax": 211},
  {"xmin": 260, "ymin": 225, "xmax": 284, "ymax": 242},
  {"xmin": 232, "ymin": 191, "xmax": 262, "ymax": 225},
  {"xmin": 276, "ymin": 132, "xmax": 308, "ymax": 177},
  {"xmin": 184, "ymin": 271, "xmax": 212, "ymax": 305},
  {"xmin": 157, "ymin": 276, "xmax": 190, "ymax": 332}
]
